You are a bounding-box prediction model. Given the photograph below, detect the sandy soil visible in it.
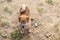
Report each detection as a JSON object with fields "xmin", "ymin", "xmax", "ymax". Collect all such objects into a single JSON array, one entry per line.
[{"xmin": 0, "ymin": 0, "xmax": 60, "ymax": 40}]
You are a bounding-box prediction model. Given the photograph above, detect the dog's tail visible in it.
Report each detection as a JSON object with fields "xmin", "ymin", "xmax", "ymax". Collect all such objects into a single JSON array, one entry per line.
[{"xmin": 21, "ymin": 4, "xmax": 27, "ymax": 12}]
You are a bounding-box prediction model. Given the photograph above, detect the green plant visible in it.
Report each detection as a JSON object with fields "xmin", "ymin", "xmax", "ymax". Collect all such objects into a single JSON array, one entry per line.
[
  {"xmin": 0, "ymin": 15, "xmax": 4, "ymax": 19},
  {"xmin": 4, "ymin": 7, "xmax": 12, "ymax": 15},
  {"xmin": 38, "ymin": 2, "xmax": 43, "ymax": 6},
  {"xmin": 11, "ymin": 30, "xmax": 23, "ymax": 40},
  {"xmin": 54, "ymin": 22, "xmax": 60, "ymax": 32},
  {"xmin": 47, "ymin": 0, "xmax": 53, "ymax": 4},
  {"xmin": 2, "ymin": 21, "xmax": 9, "ymax": 27},
  {"xmin": 37, "ymin": 7, "xmax": 43, "ymax": 13},
  {"xmin": 38, "ymin": 22, "xmax": 42, "ymax": 26},
  {"xmin": 54, "ymin": 22, "xmax": 60, "ymax": 27},
  {"xmin": 0, "ymin": 32, "xmax": 2, "ymax": 37},
  {"xmin": 0, "ymin": 31, "xmax": 3, "ymax": 37},
  {"xmin": 7, "ymin": 0, "xmax": 12, "ymax": 2},
  {"xmin": 58, "ymin": 36, "xmax": 60, "ymax": 40}
]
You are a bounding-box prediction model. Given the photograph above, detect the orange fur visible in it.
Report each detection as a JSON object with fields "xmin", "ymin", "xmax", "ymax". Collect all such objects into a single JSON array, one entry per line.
[
  {"xmin": 19, "ymin": 7, "xmax": 30, "ymax": 23},
  {"xmin": 18, "ymin": 6, "xmax": 30, "ymax": 35}
]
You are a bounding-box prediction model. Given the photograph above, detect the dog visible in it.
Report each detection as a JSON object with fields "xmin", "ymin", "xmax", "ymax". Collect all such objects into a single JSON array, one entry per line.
[
  {"xmin": 18, "ymin": 4, "xmax": 30, "ymax": 35},
  {"xmin": 19, "ymin": 4, "xmax": 30, "ymax": 23}
]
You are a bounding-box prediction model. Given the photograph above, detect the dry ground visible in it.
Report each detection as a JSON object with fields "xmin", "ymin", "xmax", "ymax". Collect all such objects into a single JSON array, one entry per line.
[{"xmin": 0, "ymin": 0, "xmax": 60, "ymax": 40}]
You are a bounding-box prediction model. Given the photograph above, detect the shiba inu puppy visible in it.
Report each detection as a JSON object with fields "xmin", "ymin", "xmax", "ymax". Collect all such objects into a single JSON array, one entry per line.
[
  {"xmin": 19, "ymin": 4, "xmax": 30, "ymax": 23},
  {"xmin": 19, "ymin": 4, "xmax": 30, "ymax": 35}
]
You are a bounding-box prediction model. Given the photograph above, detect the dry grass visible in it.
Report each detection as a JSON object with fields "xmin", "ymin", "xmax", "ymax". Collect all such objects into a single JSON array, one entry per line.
[
  {"xmin": 6, "ymin": 0, "xmax": 12, "ymax": 2},
  {"xmin": 4, "ymin": 7, "xmax": 13, "ymax": 15},
  {"xmin": 37, "ymin": 7, "xmax": 43, "ymax": 13},
  {"xmin": 0, "ymin": 0, "xmax": 60, "ymax": 40},
  {"xmin": 2, "ymin": 21, "xmax": 9, "ymax": 28},
  {"xmin": 47, "ymin": 0, "xmax": 53, "ymax": 4}
]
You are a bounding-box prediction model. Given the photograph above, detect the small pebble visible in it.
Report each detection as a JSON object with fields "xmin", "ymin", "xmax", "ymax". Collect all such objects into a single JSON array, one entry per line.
[
  {"xmin": 34, "ymin": 22, "xmax": 38, "ymax": 27},
  {"xmin": 44, "ymin": 15, "xmax": 49, "ymax": 19},
  {"xmin": 4, "ymin": 26, "xmax": 8, "ymax": 28},
  {"xmin": 20, "ymin": 31, "xmax": 24, "ymax": 34}
]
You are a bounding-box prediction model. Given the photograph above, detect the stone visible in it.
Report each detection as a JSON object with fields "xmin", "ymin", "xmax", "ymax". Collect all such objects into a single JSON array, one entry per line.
[{"xmin": 34, "ymin": 22, "xmax": 38, "ymax": 27}]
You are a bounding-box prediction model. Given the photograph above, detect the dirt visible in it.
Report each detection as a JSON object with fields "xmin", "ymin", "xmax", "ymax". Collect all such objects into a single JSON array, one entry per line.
[{"xmin": 0, "ymin": 0, "xmax": 60, "ymax": 40}]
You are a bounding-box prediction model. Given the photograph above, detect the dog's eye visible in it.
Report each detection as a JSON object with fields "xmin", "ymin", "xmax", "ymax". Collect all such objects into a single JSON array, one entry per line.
[{"xmin": 27, "ymin": 18, "xmax": 29, "ymax": 20}]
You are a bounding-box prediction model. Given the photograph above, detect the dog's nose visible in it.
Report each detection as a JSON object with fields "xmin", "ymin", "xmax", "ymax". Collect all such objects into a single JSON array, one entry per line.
[{"xmin": 22, "ymin": 26, "xmax": 25, "ymax": 28}]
